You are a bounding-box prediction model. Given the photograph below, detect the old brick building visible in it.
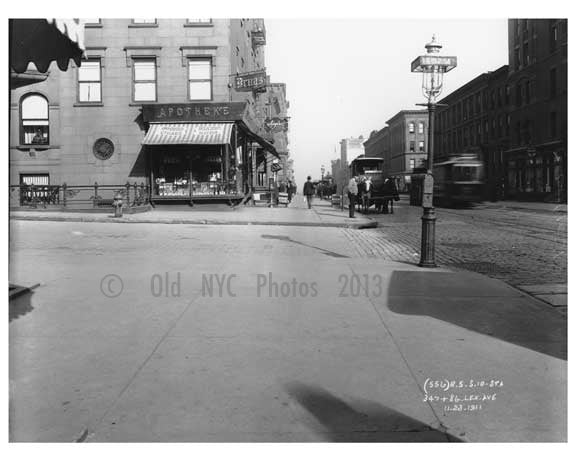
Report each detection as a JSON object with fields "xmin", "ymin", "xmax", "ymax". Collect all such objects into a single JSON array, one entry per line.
[
  {"xmin": 363, "ymin": 126, "xmax": 390, "ymax": 173},
  {"xmin": 386, "ymin": 110, "xmax": 428, "ymax": 192},
  {"xmin": 10, "ymin": 18, "xmax": 287, "ymax": 206},
  {"xmin": 435, "ymin": 65, "xmax": 510, "ymax": 200},
  {"xmin": 505, "ymin": 19, "xmax": 567, "ymax": 202}
]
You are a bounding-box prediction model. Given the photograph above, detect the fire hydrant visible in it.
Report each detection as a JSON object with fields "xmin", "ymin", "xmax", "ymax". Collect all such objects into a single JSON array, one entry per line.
[{"xmin": 113, "ymin": 192, "xmax": 123, "ymax": 217}]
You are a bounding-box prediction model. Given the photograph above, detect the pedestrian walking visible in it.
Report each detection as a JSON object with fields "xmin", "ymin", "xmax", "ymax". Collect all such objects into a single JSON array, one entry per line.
[
  {"xmin": 287, "ymin": 180, "xmax": 293, "ymax": 203},
  {"xmin": 303, "ymin": 176, "xmax": 315, "ymax": 209},
  {"xmin": 347, "ymin": 176, "xmax": 358, "ymax": 218}
]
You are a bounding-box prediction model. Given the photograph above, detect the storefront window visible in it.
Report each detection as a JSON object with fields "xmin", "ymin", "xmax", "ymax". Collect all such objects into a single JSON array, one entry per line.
[
  {"xmin": 21, "ymin": 94, "xmax": 49, "ymax": 145},
  {"xmin": 188, "ymin": 59, "xmax": 212, "ymax": 101}
]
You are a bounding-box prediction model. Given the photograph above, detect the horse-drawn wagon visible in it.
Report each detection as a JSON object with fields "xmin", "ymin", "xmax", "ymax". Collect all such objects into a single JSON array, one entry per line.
[{"xmin": 349, "ymin": 156, "xmax": 399, "ymax": 214}]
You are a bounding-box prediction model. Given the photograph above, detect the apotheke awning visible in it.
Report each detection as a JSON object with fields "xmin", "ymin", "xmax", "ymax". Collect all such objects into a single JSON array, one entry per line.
[{"xmin": 142, "ymin": 123, "xmax": 234, "ymax": 145}]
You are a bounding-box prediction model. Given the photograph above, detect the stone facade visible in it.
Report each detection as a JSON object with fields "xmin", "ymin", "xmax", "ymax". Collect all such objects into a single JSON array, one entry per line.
[{"xmin": 10, "ymin": 18, "xmax": 286, "ymax": 199}]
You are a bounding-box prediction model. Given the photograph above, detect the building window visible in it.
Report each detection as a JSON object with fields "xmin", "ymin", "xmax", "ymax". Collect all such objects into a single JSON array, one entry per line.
[
  {"xmin": 20, "ymin": 94, "xmax": 49, "ymax": 145},
  {"xmin": 550, "ymin": 112, "xmax": 557, "ymax": 138},
  {"xmin": 408, "ymin": 122, "xmax": 415, "ymax": 133},
  {"xmin": 418, "ymin": 122, "xmax": 424, "ymax": 134},
  {"xmin": 418, "ymin": 140, "xmax": 425, "ymax": 152},
  {"xmin": 81, "ymin": 18, "xmax": 101, "ymax": 25},
  {"xmin": 78, "ymin": 58, "xmax": 102, "ymax": 103},
  {"xmin": 133, "ymin": 58, "xmax": 157, "ymax": 102},
  {"xmin": 409, "ymin": 141, "xmax": 415, "ymax": 152},
  {"xmin": 132, "ymin": 19, "xmax": 157, "ymax": 24},
  {"xmin": 187, "ymin": 19, "xmax": 212, "ymax": 24},
  {"xmin": 516, "ymin": 84, "xmax": 522, "ymax": 107},
  {"xmin": 524, "ymin": 80, "xmax": 531, "ymax": 105},
  {"xmin": 20, "ymin": 173, "xmax": 49, "ymax": 186},
  {"xmin": 409, "ymin": 158, "xmax": 415, "ymax": 169},
  {"xmin": 550, "ymin": 24, "xmax": 558, "ymax": 52},
  {"xmin": 550, "ymin": 68, "xmax": 557, "ymax": 98},
  {"xmin": 188, "ymin": 58, "xmax": 212, "ymax": 101}
]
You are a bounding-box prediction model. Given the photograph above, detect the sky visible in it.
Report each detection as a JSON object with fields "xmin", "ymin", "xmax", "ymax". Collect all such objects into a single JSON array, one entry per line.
[{"xmin": 264, "ymin": 19, "xmax": 509, "ymax": 187}]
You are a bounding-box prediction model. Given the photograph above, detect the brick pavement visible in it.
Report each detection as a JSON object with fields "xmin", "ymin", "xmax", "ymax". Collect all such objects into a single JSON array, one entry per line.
[{"xmin": 339, "ymin": 198, "xmax": 567, "ymax": 315}]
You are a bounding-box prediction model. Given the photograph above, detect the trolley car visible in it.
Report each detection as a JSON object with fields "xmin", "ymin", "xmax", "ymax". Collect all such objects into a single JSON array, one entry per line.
[{"xmin": 433, "ymin": 154, "xmax": 484, "ymax": 206}]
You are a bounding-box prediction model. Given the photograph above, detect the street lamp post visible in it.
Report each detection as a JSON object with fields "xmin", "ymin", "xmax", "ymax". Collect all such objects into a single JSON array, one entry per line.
[{"xmin": 411, "ymin": 35, "xmax": 457, "ymax": 267}]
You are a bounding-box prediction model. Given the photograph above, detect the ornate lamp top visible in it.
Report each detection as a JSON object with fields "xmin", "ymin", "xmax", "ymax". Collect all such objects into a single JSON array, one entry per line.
[{"xmin": 425, "ymin": 35, "xmax": 442, "ymax": 54}]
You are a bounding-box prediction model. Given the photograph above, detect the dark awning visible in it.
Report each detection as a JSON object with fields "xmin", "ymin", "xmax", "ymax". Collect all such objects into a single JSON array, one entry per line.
[
  {"xmin": 10, "ymin": 19, "xmax": 85, "ymax": 74},
  {"xmin": 237, "ymin": 121, "xmax": 279, "ymax": 158}
]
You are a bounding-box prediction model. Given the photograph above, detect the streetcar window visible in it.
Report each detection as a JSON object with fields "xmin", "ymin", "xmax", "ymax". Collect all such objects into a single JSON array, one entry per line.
[{"xmin": 453, "ymin": 166, "xmax": 479, "ymax": 181}]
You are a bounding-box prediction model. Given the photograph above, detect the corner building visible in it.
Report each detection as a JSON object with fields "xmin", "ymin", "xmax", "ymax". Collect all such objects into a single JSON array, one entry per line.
[{"xmin": 10, "ymin": 18, "xmax": 284, "ymax": 205}]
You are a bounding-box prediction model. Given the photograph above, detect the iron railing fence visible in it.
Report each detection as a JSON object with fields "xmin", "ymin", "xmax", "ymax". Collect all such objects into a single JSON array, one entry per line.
[{"xmin": 9, "ymin": 182, "xmax": 150, "ymax": 209}]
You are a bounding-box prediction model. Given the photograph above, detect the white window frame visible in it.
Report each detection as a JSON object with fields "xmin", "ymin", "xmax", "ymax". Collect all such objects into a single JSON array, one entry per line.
[
  {"xmin": 20, "ymin": 94, "xmax": 49, "ymax": 145},
  {"xmin": 78, "ymin": 58, "xmax": 102, "ymax": 103},
  {"xmin": 132, "ymin": 57, "xmax": 157, "ymax": 102},
  {"xmin": 187, "ymin": 58, "xmax": 212, "ymax": 101}
]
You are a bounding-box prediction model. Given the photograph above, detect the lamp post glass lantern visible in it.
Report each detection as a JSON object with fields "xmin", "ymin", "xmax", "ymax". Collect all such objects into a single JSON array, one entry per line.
[{"xmin": 411, "ymin": 35, "xmax": 457, "ymax": 267}]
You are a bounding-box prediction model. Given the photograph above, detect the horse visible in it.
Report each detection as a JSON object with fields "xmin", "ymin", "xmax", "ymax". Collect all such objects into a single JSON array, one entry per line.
[
  {"xmin": 356, "ymin": 177, "xmax": 371, "ymax": 213},
  {"xmin": 378, "ymin": 177, "xmax": 400, "ymax": 214}
]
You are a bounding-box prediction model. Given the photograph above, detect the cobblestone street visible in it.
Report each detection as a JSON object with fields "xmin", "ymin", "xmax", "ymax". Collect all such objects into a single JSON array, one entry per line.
[{"xmin": 339, "ymin": 196, "xmax": 567, "ymax": 314}]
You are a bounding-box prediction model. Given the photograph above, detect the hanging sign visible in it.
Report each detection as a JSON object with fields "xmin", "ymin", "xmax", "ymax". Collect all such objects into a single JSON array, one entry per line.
[
  {"xmin": 234, "ymin": 70, "xmax": 267, "ymax": 92},
  {"xmin": 264, "ymin": 117, "xmax": 289, "ymax": 133}
]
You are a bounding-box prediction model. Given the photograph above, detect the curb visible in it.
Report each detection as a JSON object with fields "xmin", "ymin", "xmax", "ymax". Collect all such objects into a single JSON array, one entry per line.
[
  {"xmin": 443, "ymin": 264, "xmax": 568, "ymax": 318},
  {"xmin": 10, "ymin": 214, "xmax": 378, "ymax": 230}
]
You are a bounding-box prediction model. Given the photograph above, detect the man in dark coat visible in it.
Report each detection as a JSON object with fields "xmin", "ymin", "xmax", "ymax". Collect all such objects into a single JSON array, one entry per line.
[
  {"xmin": 303, "ymin": 176, "xmax": 315, "ymax": 209},
  {"xmin": 287, "ymin": 180, "xmax": 293, "ymax": 203}
]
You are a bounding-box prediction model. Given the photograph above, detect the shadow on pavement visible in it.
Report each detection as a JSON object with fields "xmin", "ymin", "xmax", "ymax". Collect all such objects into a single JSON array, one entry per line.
[
  {"xmin": 386, "ymin": 270, "xmax": 567, "ymax": 360},
  {"xmin": 261, "ymin": 234, "xmax": 348, "ymax": 258},
  {"xmin": 285, "ymin": 382, "xmax": 460, "ymax": 442},
  {"xmin": 9, "ymin": 291, "xmax": 35, "ymax": 322}
]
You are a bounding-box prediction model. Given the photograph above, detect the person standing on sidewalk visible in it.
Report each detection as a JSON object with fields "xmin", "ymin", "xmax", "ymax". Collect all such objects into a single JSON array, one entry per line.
[
  {"xmin": 287, "ymin": 180, "xmax": 293, "ymax": 203},
  {"xmin": 303, "ymin": 176, "xmax": 315, "ymax": 209},
  {"xmin": 347, "ymin": 176, "xmax": 358, "ymax": 218}
]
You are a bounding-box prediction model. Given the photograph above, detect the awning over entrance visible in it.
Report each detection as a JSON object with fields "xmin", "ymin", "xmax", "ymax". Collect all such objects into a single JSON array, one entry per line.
[
  {"xmin": 142, "ymin": 123, "xmax": 234, "ymax": 145},
  {"xmin": 10, "ymin": 19, "xmax": 86, "ymax": 74}
]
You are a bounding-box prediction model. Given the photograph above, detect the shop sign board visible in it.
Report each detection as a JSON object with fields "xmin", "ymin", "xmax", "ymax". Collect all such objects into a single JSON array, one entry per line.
[
  {"xmin": 143, "ymin": 103, "xmax": 247, "ymax": 123},
  {"xmin": 264, "ymin": 117, "xmax": 289, "ymax": 133},
  {"xmin": 234, "ymin": 70, "xmax": 267, "ymax": 92}
]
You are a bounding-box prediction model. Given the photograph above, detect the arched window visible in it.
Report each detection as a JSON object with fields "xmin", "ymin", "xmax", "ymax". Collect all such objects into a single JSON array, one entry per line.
[{"xmin": 21, "ymin": 94, "xmax": 49, "ymax": 145}]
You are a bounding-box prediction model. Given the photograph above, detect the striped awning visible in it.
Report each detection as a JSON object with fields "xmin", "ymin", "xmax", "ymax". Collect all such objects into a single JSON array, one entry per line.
[{"xmin": 142, "ymin": 123, "xmax": 234, "ymax": 145}]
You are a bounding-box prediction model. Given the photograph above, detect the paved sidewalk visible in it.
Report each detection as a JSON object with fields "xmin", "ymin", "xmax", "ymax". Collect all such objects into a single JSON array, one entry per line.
[
  {"xmin": 9, "ymin": 221, "xmax": 567, "ymax": 442},
  {"xmin": 9, "ymin": 194, "xmax": 375, "ymax": 229}
]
